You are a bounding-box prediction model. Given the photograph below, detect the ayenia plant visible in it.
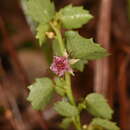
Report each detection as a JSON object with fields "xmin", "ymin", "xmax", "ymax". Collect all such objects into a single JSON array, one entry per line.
[{"xmin": 24, "ymin": 0, "xmax": 120, "ymax": 129}]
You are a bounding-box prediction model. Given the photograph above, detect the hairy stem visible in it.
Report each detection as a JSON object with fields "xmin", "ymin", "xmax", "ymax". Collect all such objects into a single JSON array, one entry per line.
[
  {"xmin": 65, "ymin": 73, "xmax": 75, "ymax": 105},
  {"xmin": 65, "ymin": 74, "xmax": 82, "ymax": 130},
  {"xmin": 50, "ymin": 21, "xmax": 82, "ymax": 130},
  {"xmin": 50, "ymin": 22, "xmax": 65, "ymax": 55},
  {"xmin": 65, "ymin": 73, "xmax": 82, "ymax": 130}
]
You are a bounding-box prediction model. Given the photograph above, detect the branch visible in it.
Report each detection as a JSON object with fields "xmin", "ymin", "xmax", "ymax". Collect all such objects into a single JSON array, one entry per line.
[
  {"xmin": 0, "ymin": 16, "xmax": 30, "ymax": 86},
  {"xmin": 94, "ymin": 0, "xmax": 112, "ymax": 97}
]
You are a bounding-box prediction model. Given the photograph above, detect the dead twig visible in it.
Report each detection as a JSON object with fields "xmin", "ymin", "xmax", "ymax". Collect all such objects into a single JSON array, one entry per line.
[
  {"xmin": 0, "ymin": 16, "xmax": 30, "ymax": 86},
  {"xmin": 0, "ymin": 63, "xmax": 28, "ymax": 130},
  {"xmin": 94, "ymin": 0, "xmax": 112, "ymax": 97},
  {"xmin": 117, "ymin": 54, "xmax": 129, "ymax": 130}
]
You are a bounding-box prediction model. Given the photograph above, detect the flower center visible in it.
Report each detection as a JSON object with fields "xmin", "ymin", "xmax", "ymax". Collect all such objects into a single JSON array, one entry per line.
[{"xmin": 56, "ymin": 60, "xmax": 66, "ymax": 70}]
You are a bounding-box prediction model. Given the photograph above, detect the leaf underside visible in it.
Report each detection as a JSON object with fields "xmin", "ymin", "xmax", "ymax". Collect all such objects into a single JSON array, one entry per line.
[
  {"xmin": 27, "ymin": 78, "xmax": 54, "ymax": 110},
  {"xmin": 54, "ymin": 101, "xmax": 79, "ymax": 117},
  {"xmin": 85, "ymin": 93, "xmax": 113, "ymax": 120},
  {"xmin": 91, "ymin": 118, "xmax": 120, "ymax": 130}
]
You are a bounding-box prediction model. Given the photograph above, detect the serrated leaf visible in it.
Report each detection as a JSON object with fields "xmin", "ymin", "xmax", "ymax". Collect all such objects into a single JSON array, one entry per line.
[
  {"xmin": 21, "ymin": 0, "xmax": 37, "ymax": 33},
  {"xmin": 54, "ymin": 101, "xmax": 79, "ymax": 117},
  {"xmin": 52, "ymin": 39, "xmax": 63, "ymax": 56},
  {"xmin": 54, "ymin": 78, "xmax": 66, "ymax": 96},
  {"xmin": 27, "ymin": 78, "xmax": 54, "ymax": 110},
  {"xmin": 42, "ymin": 41, "xmax": 53, "ymax": 64},
  {"xmin": 72, "ymin": 60, "xmax": 87, "ymax": 72},
  {"xmin": 57, "ymin": 5, "xmax": 93, "ymax": 29},
  {"xmin": 36, "ymin": 23, "xmax": 50, "ymax": 46},
  {"xmin": 85, "ymin": 93, "xmax": 113, "ymax": 119},
  {"xmin": 26, "ymin": 0, "xmax": 55, "ymax": 23},
  {"xmin": 65, "ymin": 31, "xmax": 108, "ymax": 60},
  {"xmin": 60, "ymin": 118, "xmax": 72, "ymax": 129},
  {"xmin": 78, "ymin": 101, "xmax": 87, "ymax": 112},
  {"xmin": 91, "ymin": 118, "xmax": 120, "ymax": 130}
]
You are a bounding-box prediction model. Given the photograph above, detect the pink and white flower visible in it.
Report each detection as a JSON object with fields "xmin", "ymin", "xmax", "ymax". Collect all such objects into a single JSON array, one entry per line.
[{"xmin": 50, "ymin": 56, "xmax": 72, "ymax": 76}]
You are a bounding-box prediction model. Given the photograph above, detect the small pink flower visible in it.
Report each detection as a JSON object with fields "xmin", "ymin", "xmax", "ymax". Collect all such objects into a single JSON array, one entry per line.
[{"xmin": 50, "ymin": 56, "xmax": 72, "ymax": 76}]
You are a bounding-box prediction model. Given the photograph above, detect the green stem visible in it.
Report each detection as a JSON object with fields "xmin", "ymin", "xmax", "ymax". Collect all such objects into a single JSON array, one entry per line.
[
  {"xmin": 50, "ymin": 22, "xmax": 65, "ymax": 55},
  {"xmin": 65, "ymin": 73, "xmax": 82, "ymax": 130},
  {"xmin": 65, "ymin": 73, "xmax": 75, "ymax": 105},
  {"xmin": 73, "ymin": 117, "xmax": 82, "ymax": 130},
  {"xmin": 50, "ymin": 21, "xmax": 82, "ymax": 130}
]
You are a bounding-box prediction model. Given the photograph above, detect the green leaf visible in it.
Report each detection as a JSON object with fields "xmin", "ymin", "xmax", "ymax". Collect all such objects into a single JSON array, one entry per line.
[
  {"xmin": 27, "ymin": 78, "xmax": 54, "ymax": 110},
  {"xmin": 55, "ymin": 86, "xmax": 65, "ymax": 97},
  {"xmin": 85, "ymin": 93, "xmax": 113, "ymax": 119},
  {"xmin": 52, "ymin": 39, "xmax": 63, "ymax": 56},
  {"xmin": 78, "ymin": 99, "xmax": 88, "ymax": 112},
  {"xmin": 42, "ymin": 41, "xmax": 53, "ymax": 64},
  {"xmin": 57, "ymin": 5, "xmax": 93, "ymax": 29},
  {"xmin": 54, "ymin": 101, "xmax": 79, "ymax": 117},
  {"xmin": 26, "ymin": 0, "xmax": 55, "ymax": 23},
  {"xmin": 72, "ymin": 60, "xmax": 87, "ymax": 72},
  {"xmin": 54, "ymin": 78, "xmax": 66, "ymax": 96},
  {"xmin": 36, "ymin": 23, "xmax": 50, "ymax": 46},
  {"xmin": 21, "ymin": 0, "xmax": 37, "ymax": 33},
  {"xmin": 60, "ymin": 118, "xmax": 72, "ymax": 129},
  {"xmin": 65, "ymin": 31, "xmax": 108, "ymax": 60},
  {"xmin": 91, "ymin": 118, "xmax": 120, "ymax": 130}
]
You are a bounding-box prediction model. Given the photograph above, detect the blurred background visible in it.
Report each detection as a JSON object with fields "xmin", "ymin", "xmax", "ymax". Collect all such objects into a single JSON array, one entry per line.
[{"xmin": 0, "ymin": 0, "xmax": 130, "ymax": 130}]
